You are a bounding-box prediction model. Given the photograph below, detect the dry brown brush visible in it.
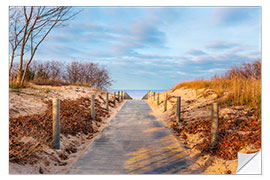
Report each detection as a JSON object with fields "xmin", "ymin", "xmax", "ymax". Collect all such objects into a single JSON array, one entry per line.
[
  {"xmin": 9, "ymin": 97, "xmax": 111, "ymax": 164},
  {"xmin": 171, "ymin": 60, "xmax": 261, "ymax": 160}
]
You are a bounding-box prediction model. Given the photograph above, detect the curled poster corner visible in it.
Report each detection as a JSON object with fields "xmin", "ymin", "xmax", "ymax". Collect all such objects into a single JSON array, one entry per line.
[{"xmin": 236, "ymin": 150, "xmax": 261, "ymax": 174}]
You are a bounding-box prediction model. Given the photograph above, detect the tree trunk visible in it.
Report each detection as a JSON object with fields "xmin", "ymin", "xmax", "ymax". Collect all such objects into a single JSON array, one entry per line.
[
  {"xmin": 9, "ymin": 50, "xmax": 15, "ymax": 75},
  {"xmin": 20, "ymin": 49, "xmax": 36, "ymax": 86},
  {"xmin": 20, "ymin": 20, "xmax": 58, "ymax": 87},
  {"xmin": 16, "ymin": 7, "xmax": 33, "ymax": 86},
  {"xmin": 20, "ymin": 63, "xmax": 29, "ymax": 86}
]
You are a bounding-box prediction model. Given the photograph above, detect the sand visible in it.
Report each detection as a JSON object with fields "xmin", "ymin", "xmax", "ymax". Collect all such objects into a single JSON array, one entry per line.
[
  {"xmin": 9, "ymin": 84, "xmax": 126, "ymax": 174},
  {"xmin": 147, "ymin": 87, "xmax": 259, "ymax": 174}
]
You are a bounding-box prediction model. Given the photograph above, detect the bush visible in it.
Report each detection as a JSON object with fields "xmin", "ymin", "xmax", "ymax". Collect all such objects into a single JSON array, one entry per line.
[
  {"xmin": 36, "ymin": 69, "xmax": 48, "ymax": 80},
  {"xmin": 22, "ymin": 69, "xmax": 35, "ymax": 81}
]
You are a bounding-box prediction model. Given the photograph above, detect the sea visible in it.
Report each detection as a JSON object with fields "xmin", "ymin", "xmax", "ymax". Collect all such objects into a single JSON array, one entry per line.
[{"xmin": 108, "ymin": 89, "xmax": 167, "ymax": 99}]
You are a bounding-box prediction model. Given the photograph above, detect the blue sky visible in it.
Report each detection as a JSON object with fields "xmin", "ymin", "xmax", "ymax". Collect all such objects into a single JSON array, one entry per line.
[{"xmin": 34, "ymin": 7, "xmax": 261, "ymax": 90}]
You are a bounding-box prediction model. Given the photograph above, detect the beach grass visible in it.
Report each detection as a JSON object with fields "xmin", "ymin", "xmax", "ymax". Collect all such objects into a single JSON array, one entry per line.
[{"xmin": 172, "ymin": 60, "xmax": 261, "ymax": 116}]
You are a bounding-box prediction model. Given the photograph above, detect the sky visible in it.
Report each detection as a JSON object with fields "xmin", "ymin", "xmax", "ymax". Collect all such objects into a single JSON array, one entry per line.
[{"xmin": 33, "ymin": 7, "xmax": 261, "ymax": 90}]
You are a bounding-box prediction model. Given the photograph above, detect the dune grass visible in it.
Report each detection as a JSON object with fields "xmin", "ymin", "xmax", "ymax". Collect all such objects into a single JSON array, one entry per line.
[{"xmin": 172, "ymin": 60, "xmax": 261, "ymax": 116}]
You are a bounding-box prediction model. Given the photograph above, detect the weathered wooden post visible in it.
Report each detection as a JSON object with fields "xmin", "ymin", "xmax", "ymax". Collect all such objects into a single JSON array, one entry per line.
[
  {"xmin": 123, "ymin": 90, "xmax": 125, "ymax": 100},
  {"xmin": 177, "ymin": 96, "xmax": 181, "ymax": 122},
  {"xmin": 211, "ymin": 103, "xmax": 219, "ymax": 147},
  {"xmin": 113, "ymin": 92, "xmax": 116, "ymax": 105},
  {"xmin": 154, "ymin": 92, "xmax": 156, "ymax": 101},
  {"xmin": 52, "ymin": 98, "xmax": 60, "ymax": 149},
  {"xmin": 91, "ymin": 94, "xmax": 95, "ymax": 120},
  {"xmin": 117, "ymin": 91, "xmax": 120, "ymax": 102},
  {"xmin": 106, "ymin": 92, "xmax": 109, "ymax": 111},
  {"xmin": 120, "ymin": 90, "xmax": 123, "ymax": 101},
  {"xmin": 164, "ymin": 93, "xmax": 168, "ymax": 112},
  {"xmin": 157, "ymin": 92, "xmax": 160, "ymax": 105}
]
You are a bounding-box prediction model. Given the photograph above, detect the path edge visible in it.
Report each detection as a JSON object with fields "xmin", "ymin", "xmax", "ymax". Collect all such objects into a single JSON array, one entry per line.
[{"xmin": 65, "ymin": 100, "xmax": 127, "ymax": 174}]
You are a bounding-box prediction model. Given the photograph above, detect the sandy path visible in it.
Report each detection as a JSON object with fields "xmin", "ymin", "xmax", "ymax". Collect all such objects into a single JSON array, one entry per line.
[{"xmin": 68, "ymin": 100, "xmax": 197, "ymax": 174}]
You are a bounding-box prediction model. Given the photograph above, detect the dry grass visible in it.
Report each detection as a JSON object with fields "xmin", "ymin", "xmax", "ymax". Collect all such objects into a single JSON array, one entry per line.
[
  {"xmin": 31, "ymin": 78, "xmax": 70, "ymax": 86},
  {"xmin": 172, "ymin": 60, "xmax": 261, "ymax": 117}
]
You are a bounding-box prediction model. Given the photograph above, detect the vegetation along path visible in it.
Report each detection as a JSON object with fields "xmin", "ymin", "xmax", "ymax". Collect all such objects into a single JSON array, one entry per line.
[{"xmin": 68, "ymin": 100, "xmax": 194, "ymax": 174}]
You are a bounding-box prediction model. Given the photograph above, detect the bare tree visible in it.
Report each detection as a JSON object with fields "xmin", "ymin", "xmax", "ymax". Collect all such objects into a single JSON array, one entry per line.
[
  {"xmin": 10, "ymin": 6, "xmax": 79, "ymax": 86},
  {"xmin": 93, "ymin": 66, "xmax": 112, "ymax": 90},
  {"xmin": 9, "ymin": 7, "xmax": 25, "ymax": 76},
  {"xmin": 65, "ymin": 61, "xmax": 82, "ymax": 84},
  {"xmin": 84, "ymin": 62, "xmax": 98, "ymax": 86},
  {"xmin": 49, "ymin": 60, "xmax": 64, "ymax": 80},
  {"xmin": 64, "ymin": 61, "xmax": 112, "ymax": 89}
]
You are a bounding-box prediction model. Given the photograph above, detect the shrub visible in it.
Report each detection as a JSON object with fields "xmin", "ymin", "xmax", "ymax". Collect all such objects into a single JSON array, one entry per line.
[{"xmin": 36, "ymin": 69, "xmax": 48, "ymax": 80}]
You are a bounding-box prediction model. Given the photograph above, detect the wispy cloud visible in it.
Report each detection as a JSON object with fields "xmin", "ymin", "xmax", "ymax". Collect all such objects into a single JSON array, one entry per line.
[
  {"xmin": 206, "ymin": 41, "xmax": 239, "ymax": 50},
  {"xmin": 213, "ymin": 7, "xmax": 260, "ymax": 26},
  {"xmin": 186, "ymin": 49, "xmax": 208, "ymax": 56},
  {"xmin": 191, "ymin": 48, "xmax": 258, "ymax": 64},
  {"xmin": 198, "ymin": 68, "xmax": 228, "ymax": 73},
  {"xmin": 176, "ymin": 71, "xmax": 189, "ymax": 75}
]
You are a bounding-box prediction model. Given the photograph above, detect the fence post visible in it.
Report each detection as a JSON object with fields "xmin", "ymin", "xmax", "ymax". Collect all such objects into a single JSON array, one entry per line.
[
  {"xmin": 91, "ymin": 94, "xmax": 95, "ymax": 120},
  {"xmin": 113, "ymin": 92, "xmax": 116, "ymax": 105},
  {"xmin": 164, "ymin": 93, "xmax": 168, "ymax": 112},
  {"xmin": 154, "ymin": 92, "xmax": 156, "ymax": 101},
  {"xmin": 211, "ymin": 103, "xmax": 219, "ymax": 147},
  {"xmin": 177, "ymin": 96, "xmax": 181, "ymax": 123},
  {"xmin": 117, "ymin": 91, "xmax": 120, "ymax": 102},
  {"xmin": 120, "ymin": 90, "xmax": 122, "ymax": 101},
  {"xmin": 106, "ymin": 92, "xmax": 109, "ymax": 111},
  {"xmin": 52, "ymin": 98, "xmax": 60, "ymax": 149},
  {"xmin": 157, "ymin": 92, "xmax": 160, "ymax": 105}
]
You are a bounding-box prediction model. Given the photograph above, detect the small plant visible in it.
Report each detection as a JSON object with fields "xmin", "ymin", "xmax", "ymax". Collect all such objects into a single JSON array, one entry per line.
[
  {"xmin": 21, "ymin": 69, "xmax": 35, "ymax": 81},
  {"xmin": 36, "ymin": 69, "xmax": 48, "ymax": 80}
]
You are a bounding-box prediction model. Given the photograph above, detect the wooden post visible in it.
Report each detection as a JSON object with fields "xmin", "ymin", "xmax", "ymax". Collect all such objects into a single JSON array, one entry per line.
[
  {"xmin": 154, "ymin": 92, "xmax": 156, "ymax": 101},
  {"xmin": 91, "ymin": 94, "xmax": 95, "ymax": 120},
  {"xmin": 177, "ymin": 96, "xmax": 181, "ymax": 122},
  {"xmin": 157, "ymin": 92, "xmax": 160, "ymax": 105},
  {"xmin": 106, "ymin": 92, "xmax": 109, "ymax": 111},
  {"xmin": 113, "ymin": 92, "xmax": 116, "ymax": 105},
  {"xmin": 120, "ymin": 91, "xmax": 121, "ymax": 101},
  {"xmin": 117, "ymin": 91, "xmax": 120, "ymax": 102},
  {"xmin": 123, "ymin": 90, "xmax": 125, "ymax": 100},
  {"xmin": 164, "ymin": 93, "xmax": 168, "ymax": 112},
  {"xmin": 52, "ymin": 98, "xmax": 60, "ymax": 149},
  {"xmin": 211, "ymin": 103, "xmax": 219, "ymax": 147}
]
